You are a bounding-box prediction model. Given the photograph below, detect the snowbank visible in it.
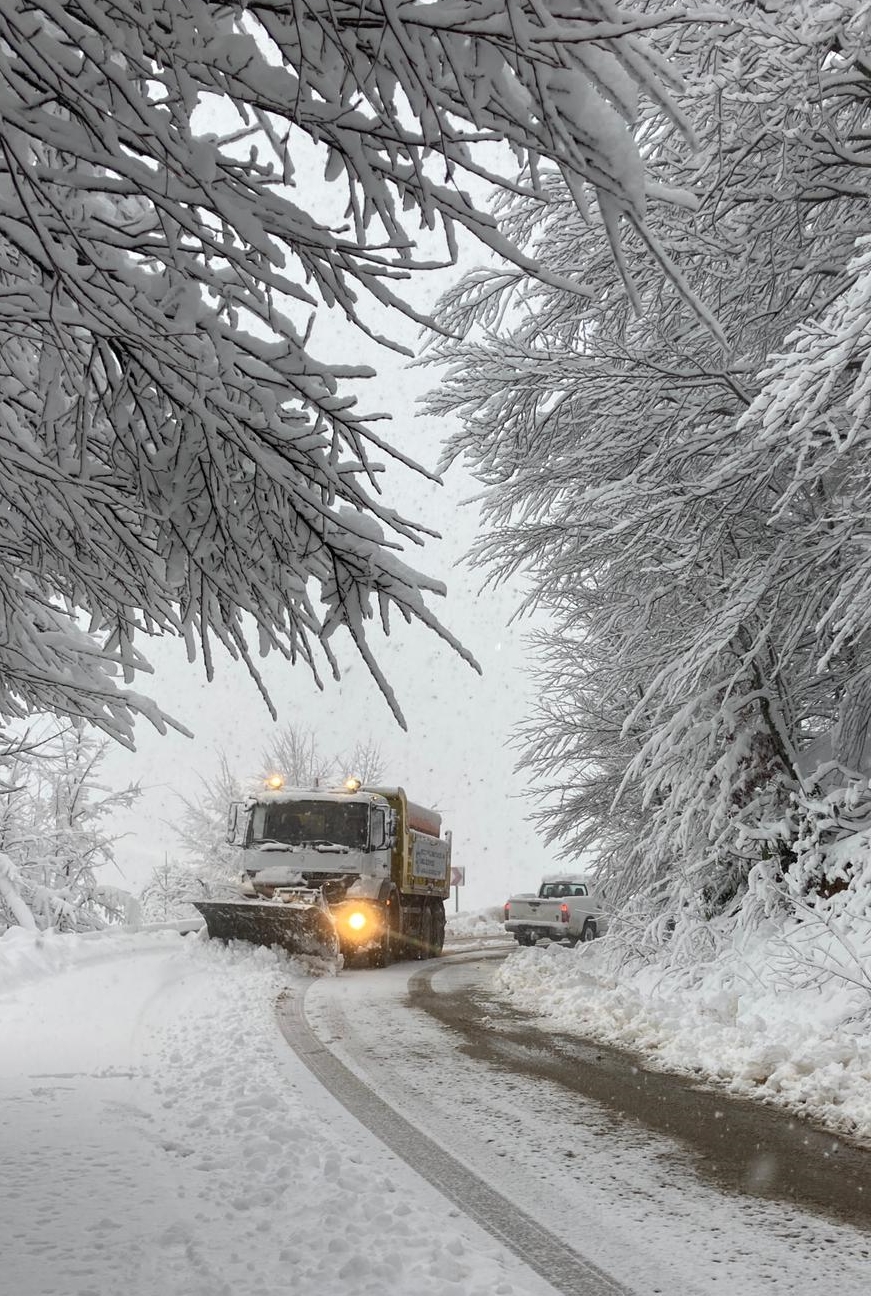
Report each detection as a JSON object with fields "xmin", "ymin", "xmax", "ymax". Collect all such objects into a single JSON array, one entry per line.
[
  {"xmin": 496, "ymin": 912, "xmax": 871, "ymax": 1145},
  {"xmin": 0, "ymin": 921, "xmax": 183, "ymax": 987},
  {"xmin": 446, "ymin": 907, "xmax": 506, "ymax": 938},
  {"xmin": 1, "ymin": 926, "xmax": 548, "ymax": 1296},
  {"xmin": 0, "ymin": 901, "xmax": 505, "ymax": 993}
]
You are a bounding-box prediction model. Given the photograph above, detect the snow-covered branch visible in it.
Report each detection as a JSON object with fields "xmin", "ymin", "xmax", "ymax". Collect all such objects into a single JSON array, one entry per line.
[{"xmin": 0, "ymin": 0, "xmax": 692, "ymax": 739}]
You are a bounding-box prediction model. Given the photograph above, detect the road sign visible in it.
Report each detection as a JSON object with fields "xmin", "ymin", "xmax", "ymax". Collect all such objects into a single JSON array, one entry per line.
[{"xmin": 450, "ymin": 866, "xmax": 465, "ymax": 887}]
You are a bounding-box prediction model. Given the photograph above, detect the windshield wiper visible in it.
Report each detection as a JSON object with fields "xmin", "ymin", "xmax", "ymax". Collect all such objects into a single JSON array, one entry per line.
[{"xmin": 300, "ymin": 840, "xmax": 350, "ymax": 852}]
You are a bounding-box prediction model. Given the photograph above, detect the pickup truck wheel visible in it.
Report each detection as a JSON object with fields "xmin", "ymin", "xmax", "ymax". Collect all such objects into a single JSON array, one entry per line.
[{"xmin": 580, "ymin": 920, "xmax": 597, "ymax": 943}]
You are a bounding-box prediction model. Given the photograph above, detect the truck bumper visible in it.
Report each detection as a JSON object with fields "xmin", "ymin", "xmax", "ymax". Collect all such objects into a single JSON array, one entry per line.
[{"xmin": 504, "ymin": 922, "xmax": 566, "ymax": 944}]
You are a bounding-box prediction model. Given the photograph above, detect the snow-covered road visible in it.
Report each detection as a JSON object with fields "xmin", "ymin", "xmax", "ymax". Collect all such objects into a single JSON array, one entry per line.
[{"xmin": 3, "ymin": 929, "xmax": 870, "ymax": 1296}]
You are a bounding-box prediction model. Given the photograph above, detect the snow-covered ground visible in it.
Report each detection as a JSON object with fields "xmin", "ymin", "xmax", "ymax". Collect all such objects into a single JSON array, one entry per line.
[
  {"xmin": 445, "ymin": 907, "xmax": 506, "ymax": 939},
  {"xmin": 6, "ymin": 909, "xmax": 871, "ymax": 1296},
  {"xmin": 497, "ymin": 912, "xmax": 871, "ymax": 1146},
  {"xmin": 0, "ymin": 924, "xmax": 551, "ymax": 1296}
]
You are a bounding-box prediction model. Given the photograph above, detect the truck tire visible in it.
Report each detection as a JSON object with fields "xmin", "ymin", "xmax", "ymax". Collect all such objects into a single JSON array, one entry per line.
[
  {"xmin": 389, "ymin": 896, "xmax": 406, "ymax": 963},
  {"xmin": 417, "ymin": 905, "xmax": 435, "ymax": 959},
  {"xmin": 432, "ymin": 901, "xmax": 446, "ymax": 955},
  {"xmin": 370, "ymin": 893, "xmax": 401, "ymax": 968},
  {"xmin": 580, "ymin": 920, "xmax": 597, "ymax": 943},
  {"xmin": 368, "ymin": 925, "xmax": 391, "ymax": 969}
]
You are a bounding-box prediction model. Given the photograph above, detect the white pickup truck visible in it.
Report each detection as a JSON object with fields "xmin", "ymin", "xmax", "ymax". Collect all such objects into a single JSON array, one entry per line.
[{"xmin": 503, "ymin": 874, "xmax": 606, "ymax": 946}]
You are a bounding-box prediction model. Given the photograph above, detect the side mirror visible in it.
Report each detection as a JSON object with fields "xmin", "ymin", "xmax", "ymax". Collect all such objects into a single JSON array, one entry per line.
[
  {"xmin": 369, "ymin": 809, "xmax": 387, "ymax": 851},
  {"xmin": 370, "ymin": 808, "xmax": 397, "ymax": 851},
  {"xmin": 226, "ymin": 801, "xmax": 249, "ymax": 846}
]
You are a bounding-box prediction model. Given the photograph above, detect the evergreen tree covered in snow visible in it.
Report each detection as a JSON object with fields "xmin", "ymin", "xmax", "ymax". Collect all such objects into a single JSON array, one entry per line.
[
  {"xmin": 427, "ymin": 0, "xmax": 871, "ymax": 954},
  {"xmin": 0, "ymin": 0, "xmax": 692, "ymax": 743}
]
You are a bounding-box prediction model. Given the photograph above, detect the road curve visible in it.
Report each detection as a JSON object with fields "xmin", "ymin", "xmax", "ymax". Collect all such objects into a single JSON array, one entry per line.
[{"xmin": 277, "ymin": 948, "xmax": 630, "ymax": 1296}]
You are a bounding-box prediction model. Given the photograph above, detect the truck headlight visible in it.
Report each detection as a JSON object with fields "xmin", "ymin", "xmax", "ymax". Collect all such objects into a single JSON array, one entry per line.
[{"xmin": 347, "ymin": 911, "xmax": 367, "ymax": 931}]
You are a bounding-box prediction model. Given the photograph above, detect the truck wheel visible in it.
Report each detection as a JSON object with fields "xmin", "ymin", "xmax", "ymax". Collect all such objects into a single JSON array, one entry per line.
[
  {"xmin": 368, "ymin": 926, "xmax": 391, "ymax": 968},
  {"xmin": 370, "ymin": 935, "xmax": 389, "ymax": 967},
  {"xmin": 580, "ymin": 920, "xmax": 597, "ymax": 943},
  {"xmin": 390, "ymin": 897, "xmax": 406, "ymax": 963},
  {"xmin": 371, "ymin": 895, "xmax": 400, "ymax": 968},
  {"xmin": 417, "ymin": 905, "xmax": 435, "ymax": 959},
  {"xmin": 432, "ymin": 902, "xmax": 446, "ymax": 955}
]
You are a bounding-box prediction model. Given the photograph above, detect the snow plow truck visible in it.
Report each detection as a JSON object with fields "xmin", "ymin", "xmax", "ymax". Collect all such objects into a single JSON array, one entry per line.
[{"xmin": 194, "ymin": 779, "xmax": 451, "ymax": 966}]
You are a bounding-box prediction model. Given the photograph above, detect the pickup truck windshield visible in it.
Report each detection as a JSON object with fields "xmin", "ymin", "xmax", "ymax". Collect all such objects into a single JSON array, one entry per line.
[
  {"xmin": 252, "ymin": 800, "xmax": 369, "ymax": 849},
  {"xmin": 539, "ymin": 882, "xmax": 588, "ymax": 898}
]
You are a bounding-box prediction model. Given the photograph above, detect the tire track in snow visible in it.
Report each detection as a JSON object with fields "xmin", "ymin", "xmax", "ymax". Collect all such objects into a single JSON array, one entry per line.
[{"xmin": 277, "ymin": 952, "xmax": 631, "ymax": 1296}]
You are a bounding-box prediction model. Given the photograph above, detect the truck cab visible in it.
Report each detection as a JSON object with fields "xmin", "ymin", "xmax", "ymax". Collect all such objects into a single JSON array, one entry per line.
[{"xmin": 200, "ymin": 780, "xmax": 452, "ymax": 965}]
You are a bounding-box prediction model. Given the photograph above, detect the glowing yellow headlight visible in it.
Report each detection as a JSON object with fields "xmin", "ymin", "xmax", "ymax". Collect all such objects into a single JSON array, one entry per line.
[
  {"xmin": 345, "ymin": 776, "xmax": 362, "ymax": 792},
  {"xmin": 264, "ymin": 773, "xmax": 285, "ymax": 790},
  {"xmin": 347, "ymin": 911, "xmax": 367, "ymax": 931}
]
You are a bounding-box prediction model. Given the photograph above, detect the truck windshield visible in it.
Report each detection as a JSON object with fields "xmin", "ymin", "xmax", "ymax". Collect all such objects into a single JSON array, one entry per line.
[{"xmin": 251, "ymin": 800, "xmax": 369, "ymax": 850}]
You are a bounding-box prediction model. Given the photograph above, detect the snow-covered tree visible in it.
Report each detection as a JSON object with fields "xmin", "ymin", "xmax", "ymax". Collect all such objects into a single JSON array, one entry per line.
[
  {"xmin": 260, "ymin": 726, "xmax": 334, "ymax": 790},
  {"xmin": 174, "ymin": 753, "xmax": 244, "ymax": 890},
  {"xmin": 138, "ymin": 856, "xmax": 205, "ymax": 923},
  {"xmin": 340, "ymin": 739, "xmax": 385, "ymax": 787},
  {"xmin": 260, "ymin": 724, "xmax": 385, "ymax": 787},
  {"xmin": 0, "ymin": 722, "xmax": 140, "ymax": 932},
  {"xmin": 0, "ymin": 0, "xmax": 693, "ymax": 743},
  {"xmin": 426, "ymin": 1, "xmax": 871, "ymax": 951}
]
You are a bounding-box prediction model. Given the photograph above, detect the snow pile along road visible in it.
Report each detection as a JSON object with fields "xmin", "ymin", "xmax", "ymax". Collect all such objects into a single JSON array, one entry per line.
[
  {"xmin": 497, "ymin": 913, "xmax": 871, "ymax": 1145},
  {"xmin": 1, "ymin": 927, "xmax": 551, "ymax": 1296},
  {"xmin": 446, "ymin": 908, "xmax": 506, "ymax": 939}
]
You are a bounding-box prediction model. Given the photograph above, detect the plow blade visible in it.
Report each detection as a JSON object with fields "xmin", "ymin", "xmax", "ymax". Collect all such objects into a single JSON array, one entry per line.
[{"xmin": 193, "ymin": 899, "xmax": 339, "ymax": 959}]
